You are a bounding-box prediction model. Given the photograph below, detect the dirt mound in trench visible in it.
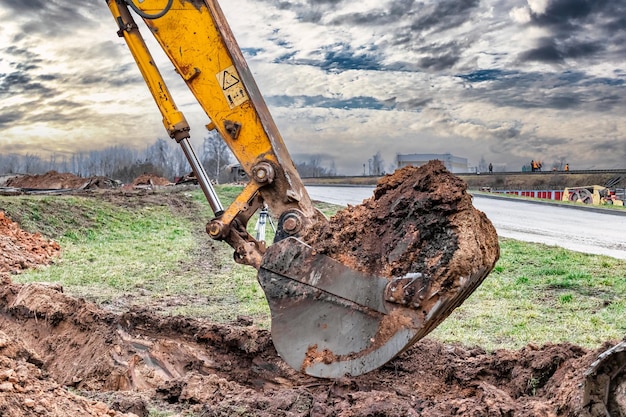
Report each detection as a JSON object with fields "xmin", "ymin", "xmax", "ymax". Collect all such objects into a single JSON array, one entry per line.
[
  {"xmin": 0, "ymin": 211, "xmax": 60, "ymax": 274},
  {"xmin": 0, "ymin": 277, "xmax": 618, "ymax": 416},
  {"xmin": 300, "ymin": 161, "xmax": 500, "ymax": 353},
  {"xmin": 0, "ymin": 328, "xmax": 136, "ymax": 417},
  {"xmin": 5, "ymin": 171, "xmax": 116, "ymax": 190}
]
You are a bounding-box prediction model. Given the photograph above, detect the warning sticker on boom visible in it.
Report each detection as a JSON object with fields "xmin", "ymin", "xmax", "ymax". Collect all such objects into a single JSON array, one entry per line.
[{"xmin": 216, "ymin": 65, "xmax": 249, "ymax": 109}]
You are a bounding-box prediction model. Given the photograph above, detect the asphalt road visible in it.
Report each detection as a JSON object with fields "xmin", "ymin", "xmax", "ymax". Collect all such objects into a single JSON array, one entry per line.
[{"xmin": 305, "ymin": 185, "xmax": 626, "ymax": 260}]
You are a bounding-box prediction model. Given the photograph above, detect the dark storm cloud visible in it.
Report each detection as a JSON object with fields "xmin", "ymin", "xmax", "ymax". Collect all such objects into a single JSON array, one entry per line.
[
  {"xmin": 3, "ymin": 46, "xmax": 42, "ymax": 63},
  {"xmin": 521, "ymin": 37, "xmax": 604, "ymax": 63},
  {"xmin": 456, "ymin": 68, "xmax": 625, "ymax": 111},
  {"xmin": 0, "ymin": 71, "xmax": 54, "ymax": 97},
  {"xmin": 0, "ymin": 111, "xmax": 24, "ymax": 129},
  {"xmin": 521, "ymin": 0, "xmax": 626, "ymax": 63},
  {"xmin": 1, "ymin": 0, "xmax": 47, "ymax": 12},
  {"xmin": 263, "ymin": 0, "xmax": 478, "ymax": 72},
  {"xmin": 0, "ymin": 46, "xmax": 55, "ymax": 98},
  {"xmin": 415, "ymin": 40, "xmax": 463, "ymax": 71},
  {"xmin": 408, "ymin": 0, "xmax": 480, "ymax": 32},
  {"xmin": 3, "ymin": 0, "xmax": 105, "ymax": 39}
]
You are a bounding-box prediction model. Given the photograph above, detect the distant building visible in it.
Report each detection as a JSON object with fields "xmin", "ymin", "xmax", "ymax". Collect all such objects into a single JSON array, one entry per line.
[{"xmin": 396, "ymin": 153, "xmax": 469, "ymax": 174}]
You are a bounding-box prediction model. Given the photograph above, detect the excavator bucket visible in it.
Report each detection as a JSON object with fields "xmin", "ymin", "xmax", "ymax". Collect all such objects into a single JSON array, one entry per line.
[
  {"xmin": 259, "ymin": 238, "xmax": 492, "ymax": 377},
  {"xmin": 258, "ymin": 162, "xmax": 500, "ymax": 378},
  {"xmin": 582, "ymin": 340, "xmax": 626, "ymax": 416}
]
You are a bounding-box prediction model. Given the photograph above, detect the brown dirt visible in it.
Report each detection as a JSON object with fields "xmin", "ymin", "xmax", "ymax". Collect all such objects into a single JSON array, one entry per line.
[
  {"xmin": 304, "ymin": 161, "xmax": 499, "ymax": 279},
  {"xmin": 5, "ymin": 171, "xmax": 116, "ymax": 190},
  {"xmin": 0, "ymin": 276, "xmax": 620, "ymax": 416},
  {"xmin": 0, "ymin": 165, "xmax": 622, "ymax": 416},
  {"xmin": 302, "ymin": 161, "xmax": 500, "ymax": 346},
  {"xmin": 0, "ymin": 211, "xmax": 60, "ymax": 274},
  {"xmin": 128, "ymin": 174, "xmax": 172, "ymax": 188}
]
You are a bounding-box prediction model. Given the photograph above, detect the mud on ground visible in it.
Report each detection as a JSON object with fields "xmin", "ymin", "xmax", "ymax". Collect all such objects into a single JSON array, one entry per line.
[
  {"xmin": 0, "ymin": 276, "xmax": 618, "ymax": 417},
  {"xmin": 0, "ymin": 164, "xmax": 622, "ymax": 416}
]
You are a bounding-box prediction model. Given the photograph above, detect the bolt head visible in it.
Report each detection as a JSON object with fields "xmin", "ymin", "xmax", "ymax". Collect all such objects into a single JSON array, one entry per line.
[{"xmin": 283, "ymin": 216, "xmax": 299, "ymax": 232}]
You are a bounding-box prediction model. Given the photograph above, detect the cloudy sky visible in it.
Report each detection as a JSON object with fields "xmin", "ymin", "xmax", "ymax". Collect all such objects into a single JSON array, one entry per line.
[{"xmin": 1, "ymin": 0, "xmax": 625, "ymax": 174}]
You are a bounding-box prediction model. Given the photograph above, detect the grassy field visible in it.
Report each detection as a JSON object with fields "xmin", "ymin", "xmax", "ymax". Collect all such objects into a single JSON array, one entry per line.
[{"xmin": 2, "ymin": 186, "xmax": 625, "ymax": 350}]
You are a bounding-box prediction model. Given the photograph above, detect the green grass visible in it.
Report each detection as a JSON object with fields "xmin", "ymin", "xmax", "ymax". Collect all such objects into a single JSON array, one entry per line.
[
  {"xmin": 432, "ymin": 239, "xmax": 626, "ymax": 350},
  {"xmin": 2, "ymin": 186, "xmax": 625, "ymax": 350}
]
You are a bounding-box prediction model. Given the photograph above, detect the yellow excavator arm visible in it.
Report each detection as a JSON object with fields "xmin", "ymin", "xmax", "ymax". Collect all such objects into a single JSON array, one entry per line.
[{"xmin": 107, "ymin": 0, "xmax": 320, "ymax": 269}]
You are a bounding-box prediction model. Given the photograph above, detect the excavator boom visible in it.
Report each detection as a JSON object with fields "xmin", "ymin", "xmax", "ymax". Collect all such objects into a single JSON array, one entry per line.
[{"xmin": 106, "ymin": 0, "xmax": 500, "ymax": 378}]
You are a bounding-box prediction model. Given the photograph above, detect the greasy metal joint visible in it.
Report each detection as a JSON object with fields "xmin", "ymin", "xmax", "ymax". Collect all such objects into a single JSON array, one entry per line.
[
  {"xmin": 207, "ymin": 219, "xmax": 227, "ymax": 240},
  {"xmin": 251, "ymin": 162, "xmax": 275, "ymax": 184},
  {"xmin": 115, "ymin": 17, "xmax": 137, "ymax": 36},
  {"xmin": 282, "ymin": 212, "xmax": 303, "ymax": 234},
  {"xmin": 169, "ymin": 121, "xmax": 191, "ymax": 142},
  {"xmin": 274, "ymin": 209, "xmax": 307, "ymax": 242},
  {"xmin": 384, "ymin": 273, "xmax": 430, "ymax": 308}
]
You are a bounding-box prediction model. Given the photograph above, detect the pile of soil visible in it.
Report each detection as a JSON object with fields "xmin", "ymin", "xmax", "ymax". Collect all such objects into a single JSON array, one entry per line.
[
  {"xmin": 305, "ymin": 160, "xmax": 499, "ymax": 278},
  {"xmin": 0, "ymin": 211, "xmax": 60, "ymax": 274},
  {"xmin": 0, "ymin": 277, "xmax": 619, "ymax": 417},
  {"xmin": 129, "ymin": 174, "xmax": 171, "ymax": 188},
  {"xmin": 5, "ymin": 171, "xmax": 116, "ymax": 190},
  {"xmin": 0, "ymin": 328, "xmax": 135, "ymax": 417}
]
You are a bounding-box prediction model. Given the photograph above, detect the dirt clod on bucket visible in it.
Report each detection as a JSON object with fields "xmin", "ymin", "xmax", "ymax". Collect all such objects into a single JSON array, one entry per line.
[
  {"xmin": 302, "ymin": 161, "xmax": 500, "ymax": 336},
  {"xmin": 304, "ymin": 160, "xmax": 499, "ymax": 279}
]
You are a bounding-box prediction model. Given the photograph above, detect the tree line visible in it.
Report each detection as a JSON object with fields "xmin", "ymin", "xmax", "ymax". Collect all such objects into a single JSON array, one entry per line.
[{"xmin": 0, "ymin": 133, "xmax": 337, "ymax": 184}]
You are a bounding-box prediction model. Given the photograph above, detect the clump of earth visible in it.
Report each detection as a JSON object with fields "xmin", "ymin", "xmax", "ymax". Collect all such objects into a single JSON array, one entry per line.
[
  {"xmin": 0, "ymin": 163, "xmax": 623, "ymax": 416},
  {"xmin": 0, "ymin": 211, "xmax": 60, "ymax": 274}
]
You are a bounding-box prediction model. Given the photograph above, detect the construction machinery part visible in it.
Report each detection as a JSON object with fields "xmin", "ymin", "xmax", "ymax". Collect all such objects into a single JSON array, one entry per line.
[
  {"xmin": 258, "ymin": 237, "xmax": 493, "ymax": 378},
  {"xmin": 582, "ymin": 340, "xmax": 626, "ymax": 417}
]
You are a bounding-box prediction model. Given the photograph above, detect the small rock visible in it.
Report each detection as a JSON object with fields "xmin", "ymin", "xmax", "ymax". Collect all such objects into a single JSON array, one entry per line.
[{"xmin": 0, "ymin": 381, "xmax": 14, "ymax": 392}]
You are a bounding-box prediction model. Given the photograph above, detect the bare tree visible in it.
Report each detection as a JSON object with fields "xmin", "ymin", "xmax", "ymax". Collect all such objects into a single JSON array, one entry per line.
[{"xmin": 201, "ymin": 131, "xmax": 232, "ymax": 183}]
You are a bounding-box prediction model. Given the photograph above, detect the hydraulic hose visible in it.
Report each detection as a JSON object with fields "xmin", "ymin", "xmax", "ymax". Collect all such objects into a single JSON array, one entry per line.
[{"xmin": 124, "ymin": 0, "xmax": 173, "ymax": 19}]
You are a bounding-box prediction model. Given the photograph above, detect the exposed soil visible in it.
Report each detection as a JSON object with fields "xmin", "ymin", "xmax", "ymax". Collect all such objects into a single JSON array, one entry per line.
[
  {"xmin": 128, "ymin": 174, "xmax": 172, "ymax": 188},
  {"xmin": 4, "ymin": 171, "xmax": 117, "ymax": 190},
  {"xmin": 0, "ymin": 164, "xmax": 623, "ymax": 416},
  {"xmin": 0, "ymin": 277, "xmax": 622, "ymax": 416},
  {"xmin": 2, "ymin": 170, "xmax": 172, "ymax": 192},
  {"xmin": 0, "ymin": 211, "xmax": 60, "ymax": 275}
]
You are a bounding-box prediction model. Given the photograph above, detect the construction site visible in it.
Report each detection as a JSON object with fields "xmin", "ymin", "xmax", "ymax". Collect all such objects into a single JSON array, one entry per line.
[
  {"xmin": 1, "ymin": 166, "xmax": 625, "ymax": 417},
  {"xmin": 1, "ymin": 0, "xmax": 625, "ymax": 415}
]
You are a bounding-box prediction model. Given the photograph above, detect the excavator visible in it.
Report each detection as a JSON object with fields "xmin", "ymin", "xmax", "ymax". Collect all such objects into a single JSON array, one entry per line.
[{"xmin": 104, "ymin": 1, "xmax": 625, "ymax": 411}]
